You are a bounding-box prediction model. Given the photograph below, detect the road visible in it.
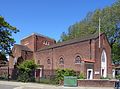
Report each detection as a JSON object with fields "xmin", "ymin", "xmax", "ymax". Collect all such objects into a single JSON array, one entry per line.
[
  {"xmin": 0, "ymin": 81, "xmax": 114, "ymax": 89},
  {"xmin": 0, "ymin": 84, "xmax": 17, "ymax": 89}
]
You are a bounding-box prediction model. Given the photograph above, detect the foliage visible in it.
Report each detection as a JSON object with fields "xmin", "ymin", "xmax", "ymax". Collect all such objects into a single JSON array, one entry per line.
[
  {"xmin": 100, "ymin": 76, "xmax": 110, "ymax": 79},
  {"xmin": 55, "ymin": 69, "xmax": 76, "ymax": 84},
  {"xmin": 0, "ymin": 16, "xmax": 19, "ymax": 57},
  {"xmin": 116, "ymin": 74, "xmax": 120, "ymax": 79},
  {"xmin": 17, "ymin": 60, "xmax": 37, "ymax": 82},
  {"xmin": 37, "ymin": 77, "xmax": 57, "ymax": 85},
  {"xmin": 59, "ymin": 0, "xmax": 120, "ymax": 63},
  {"xmin": 77, "ymin": 72, "xmax": 85, "ymax": 79},
  {"xmin": 0, "ymin": 52, "xmax": 7, "ymax": 62},
  {"xmin": 0, "ymin": 73, "xmax": 8, "ymax": 80}
]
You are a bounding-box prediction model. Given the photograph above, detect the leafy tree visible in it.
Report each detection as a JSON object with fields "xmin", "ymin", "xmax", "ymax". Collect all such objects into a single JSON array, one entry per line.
[
  {"xmin": 0, "ymin": 52, "xmax": 7, "ymax": 64},
  {"xmin": 0, "ymin": 16, "xmax": 19, "ymax": 59},
  {"xmin": 59, "ymin": 0, "xmax": 120, "ymax": 63},
  {"xmin": 17, "ymin": 60, "xmax": 37, "ymax": 82}
]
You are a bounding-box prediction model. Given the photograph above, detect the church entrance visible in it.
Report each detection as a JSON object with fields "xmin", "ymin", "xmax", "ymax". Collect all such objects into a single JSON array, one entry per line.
[{"xmin": 87, "ymin": 69, "xmax": 93, "ymax": 79}]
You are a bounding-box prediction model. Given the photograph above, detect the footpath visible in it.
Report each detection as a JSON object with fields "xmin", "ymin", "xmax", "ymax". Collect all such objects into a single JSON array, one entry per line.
[{"xmin": 0, "ymin": 80, "xmax": 114, "ymax": 89}]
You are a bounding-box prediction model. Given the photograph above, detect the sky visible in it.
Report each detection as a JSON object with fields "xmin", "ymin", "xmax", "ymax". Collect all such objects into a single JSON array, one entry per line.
[{"xmin": 0, "ymin": 0, "xmax": 116, "ymax": 44}]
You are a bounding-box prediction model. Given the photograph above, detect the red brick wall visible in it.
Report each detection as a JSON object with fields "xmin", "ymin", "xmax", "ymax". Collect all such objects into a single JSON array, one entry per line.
[
  {"xmin": 35, "ymin": 34, "xmax": 112, "ymax": 78},
  {"xmin": 35, "ymin": 40, "xmax": 93, "ymax": 77},
  {"xmin": 94, "ymin": 34, "xmax": 112, "ymax": 79},
  {"xmin": 21, "ymin": 51, "xmax": 33, "ymax": 60},
  {"xmin": 9, "ymin": 45, "xmax": 22, "ymax": 68},
  {"xmin": 21, "ymin": 34, "xmax": 55, "ymax": 52},
  {"xmin": 9, "ymin": 33, "xmax": 112, "ymax": 79},
  {"xmin": 77, "ymin": 79, "xmax": 115, "ymax": 87},
  {"xmin": 21, "ymin": 35, "xmax": 35, "ymax": 51},
  {"xmin": 36, "ymin": 36, "xmax": 56, "ymax": 51}
]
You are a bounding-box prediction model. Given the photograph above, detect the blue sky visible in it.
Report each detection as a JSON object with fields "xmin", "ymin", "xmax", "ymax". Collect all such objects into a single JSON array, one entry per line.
[{"xmin": 0, "ymin": 0, "xmax": 116, "ymax": 44}]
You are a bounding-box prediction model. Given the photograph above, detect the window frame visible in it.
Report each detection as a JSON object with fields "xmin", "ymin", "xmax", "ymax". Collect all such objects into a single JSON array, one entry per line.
[
  {"xmin": 59, "ymin": 57, "xmax": 64, "ymax": 65},
  {"xmin": 47, "ymin": 59, "xmax": 51, "ymax": 64},
  {"xmin": 75, "ymin": 56, "xmax": 81, "ymax": 64}
]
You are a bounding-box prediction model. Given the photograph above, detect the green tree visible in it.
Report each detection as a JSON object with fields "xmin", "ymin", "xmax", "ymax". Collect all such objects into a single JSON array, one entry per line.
[
  {"xmin": 0, "ymin": 52, "xmax": 7, "ymax": 63},
  {"xmin": 59, "ymin": 0, "xmax": 120, "ymax": 63},
  {"xmin": 0, "ymin": 16, "xmax": 19, "ymax": 58},
  {"xmin": 17, "ymin": 60, "xmax": 37, "ymax": 82}
]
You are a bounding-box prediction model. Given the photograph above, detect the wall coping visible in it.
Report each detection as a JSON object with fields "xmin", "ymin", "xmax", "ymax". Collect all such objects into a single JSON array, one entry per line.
[{"xmin": 77, "ymin": 79, "xmax": 117, "ymax": 81}]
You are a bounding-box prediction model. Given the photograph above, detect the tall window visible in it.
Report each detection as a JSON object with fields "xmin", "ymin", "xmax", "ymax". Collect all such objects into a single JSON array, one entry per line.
[
  {"xmin": 59, "ymin": 57, "xmax": 64, "ymax": 64},
  {"xmin": 101, "ymin": 49, "xmax": 107, "ymax": 78},
  {"xmin": 75, "ymin": 56, "xmax": 81, "ymax": 64},
  {"xmin": 101, "ymin": 51, "xmax": 105, "ymax": 62},
  {"xmin": 47, "ymin": 59, "xmax": 51, "ymax": 64}
]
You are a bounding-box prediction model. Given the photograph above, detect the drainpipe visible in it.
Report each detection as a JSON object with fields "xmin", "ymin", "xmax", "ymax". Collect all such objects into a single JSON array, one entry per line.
[
  {"xmin": 51, "ymin": 48, "xmax": 54, "ymax": 77},
  {"xmin": 90, "ymin": 39, "xmax": 92, "ymax": 60},
  {"xmin": 8, "ymin": 63, "xmax": 9, "ymax": 81}
]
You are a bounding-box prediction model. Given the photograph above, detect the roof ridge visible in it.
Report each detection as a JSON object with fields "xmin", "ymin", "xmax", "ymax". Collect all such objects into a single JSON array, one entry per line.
[{"xmin": 37, "ymin": 32, "xmax": 104, "ymax": 51}]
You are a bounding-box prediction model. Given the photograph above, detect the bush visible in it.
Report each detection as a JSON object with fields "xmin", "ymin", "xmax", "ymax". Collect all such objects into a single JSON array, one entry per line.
[
  {"xmin": 77, "ymin": 72, "xmax": 85, "ymax": 79},
  {"xmin": 116, "ymin": 74, "xmax": 120, "ymax": 79},
  {"xmin": 17, "ymin": 60, "xmax": 37, "ymax": 82},
  {"xmin": 55, "ymin": 69, "xmax": 76, "ymax": 84},
  {"xmin": 0, "ymin": 74, "xmax": 8, "ymax": 80},
  {"xmin": 100, "ymin": 76, "xmax": 110, "ymax": 79}
]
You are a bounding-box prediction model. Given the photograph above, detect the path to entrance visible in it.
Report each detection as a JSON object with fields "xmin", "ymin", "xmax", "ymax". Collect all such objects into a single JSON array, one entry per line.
[{"xmin": 0, "ymin": 81, "xmax": 114, "ymax": 89}]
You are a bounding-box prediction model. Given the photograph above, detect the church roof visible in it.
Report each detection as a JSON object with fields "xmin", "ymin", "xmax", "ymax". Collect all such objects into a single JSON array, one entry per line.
[
  {"xmin": 37, "ymin": 32, "xmax": 104, "ymax": 51},
  {"xmin": 14, "ymin": 44, "xmax": 32, "ymax": 51}
]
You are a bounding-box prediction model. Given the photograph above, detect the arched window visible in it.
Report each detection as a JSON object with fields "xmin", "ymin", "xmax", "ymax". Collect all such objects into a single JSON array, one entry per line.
[
  {"xmin": 47, "ymin": 59, "xmax": 51, "ymax": 64},
  {"xmin": 59, "ymin": 57, "xmax": 64, "ymax": 64},
  {"xmin": 101, "ymin": 49, "xmax": 107, "ymax": 77},
  {"xmin": 75, "ymin": 56, "xmax": 81, "ymax": 64}
]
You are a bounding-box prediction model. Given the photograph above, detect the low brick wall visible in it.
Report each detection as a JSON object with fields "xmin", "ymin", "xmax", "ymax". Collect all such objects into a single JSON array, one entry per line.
[{"xmin": 77, "ymin": 79, "xmax": 116, "ymax": 87}]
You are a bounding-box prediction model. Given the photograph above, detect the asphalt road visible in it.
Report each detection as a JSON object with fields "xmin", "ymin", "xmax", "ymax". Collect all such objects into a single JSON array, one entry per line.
[
  {"xmin": 0, "ymin": 81, "xmax": 115, "ymax": 89},
  {"xmin": 0, "ymin": 84, "xmax": 17, "ymax": 89}
]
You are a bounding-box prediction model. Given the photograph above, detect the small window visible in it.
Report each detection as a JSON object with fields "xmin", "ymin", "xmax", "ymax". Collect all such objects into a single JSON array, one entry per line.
[
  {"xmin": 47, "ymin": 59, "xmax": 51, "ymax": 64},
  {"xmin": 38, "ymin": 60, "xmax": 40, "ymax": 64},
  {"xmin": 43, "ymin": 40, "xmax": 50, "ymax": 46},
  {"xmin": 59, "ymin": 57, "xmax": 64, "ymax": 64},
  {"xmin": 75, "ymin": 56, "xmax": 81, "ymax": 64}
]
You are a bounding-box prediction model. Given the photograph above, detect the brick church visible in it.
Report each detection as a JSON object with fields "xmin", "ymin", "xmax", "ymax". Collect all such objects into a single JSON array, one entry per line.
[{"xmin": 9, "ymin": 33, "xmax": 112, "ymax": 79}]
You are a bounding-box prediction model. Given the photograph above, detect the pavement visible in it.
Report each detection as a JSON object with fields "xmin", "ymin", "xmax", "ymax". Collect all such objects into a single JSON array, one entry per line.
[{"xmin": 0, "ymin": 80, "xmax": 114, "ymax": 89}]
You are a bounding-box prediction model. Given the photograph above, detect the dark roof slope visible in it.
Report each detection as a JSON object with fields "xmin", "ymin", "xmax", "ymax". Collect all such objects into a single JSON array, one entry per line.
[
  {"xmin": 37, "ymin": 32, "xmax": 104, "ymax": 51},
  {"xmin": 14, "ymin": 44, "xmax": 32, "ymax": 51}
]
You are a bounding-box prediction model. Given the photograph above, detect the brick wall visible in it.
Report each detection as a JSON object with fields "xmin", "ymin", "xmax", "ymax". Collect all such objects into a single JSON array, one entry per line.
[
  {"xmin": 94, "ymin": 34, "xmax": 112, "ymax": 79},
  {"xmin": 21, "ymin": 34, "xmax": 56, "ymax": 52},
  {"xmin": 35, "ymin": 40, "xmax": 94, "ymax": 77},
  {"xmin": 77, "ymin": 79, "xmax": 115, "ymax": 87},
  {"xmin": 21, "ymin": 35, "xmax": 35, "ymax": 51}
]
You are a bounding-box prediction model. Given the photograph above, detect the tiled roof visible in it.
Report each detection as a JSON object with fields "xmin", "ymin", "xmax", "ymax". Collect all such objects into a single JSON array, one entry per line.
[
  {"xmin": 37, "ymin": 32, "xmax": 104, "ymax": 51},
  {"xmin": 14, "ymin": 44, "xmax": 32, "ymax": 51}
]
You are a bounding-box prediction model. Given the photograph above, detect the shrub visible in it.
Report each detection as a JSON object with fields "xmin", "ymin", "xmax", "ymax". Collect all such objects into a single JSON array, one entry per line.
[
  {"xmin": 116, "ymin": 74, "xmax": 120, "ymax": 79},
  {"xmin": 17, "ymin": 60, "xmax": 37, "ymax": 82},
  {"xmin": 77, "ymin": 72, "xmax": 85, "ymax": 79},
  {"xmin": 100, "ymin": 76, "xmax": 110, "ymax": 79},
  {"xmin": 55, "ymin": 69, "xmax": 76, "ymax": 84}
]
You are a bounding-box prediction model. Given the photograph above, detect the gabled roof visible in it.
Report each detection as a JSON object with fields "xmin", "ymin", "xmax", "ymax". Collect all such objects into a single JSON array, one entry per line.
[
  {"xmin": 37, "ymin": 32, "xmax": 104, "ymax": 51},
  {"xmin": 14, "ymin": 44, "xmax": 32, "ymax": 51}
]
